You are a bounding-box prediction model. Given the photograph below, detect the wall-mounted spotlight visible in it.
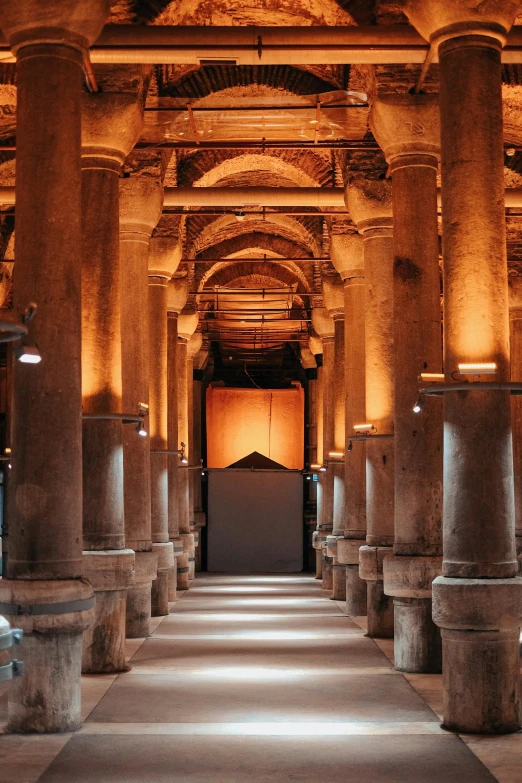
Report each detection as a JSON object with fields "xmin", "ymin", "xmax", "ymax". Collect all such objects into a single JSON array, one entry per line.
[
  {"xmin": 413, "ymin": 397, "xmax": 424, "ymax": 413},
  {"xmin": 458, "ymin": 362, "xmax": 497, "ymax": 376},
  {"xmin": 138, "ymin": 402, "xmax": 149, "ymax": 416},
  {"xmin": 235, "ymin": 212, "xmax": 245, "ymax": 222},
  {"xmin": 306, "ymin": 475, "xmax": 311, "ymax": 480},
  {"xmin": 347, "ymin": 441, "xmax": 353, "ymax": 452},
  {"xmin": 353, "ymin": 423, "xmax": 375, "ymax": 435},
  {"xmin": 180, "ymin": 442, "xmax": 188, "ymax": 464},
  {"xmin": 328, "ymin": 451, "xmax": 344, "ymax": 460},
  {"xmin": 319, "ymin": 465, "xmax": 327, "ymax": 472},
  {"xmin": 14, "ymin": 344, "xmax": 41, "ymax": 364},
  {"xmin": 137, "ymin": 421, "xmax": 147, "ymax": 437},
  {"xmin": 419, "ymin": 373, "xmax": 444, "ymax": 383},
  {"xmin": 310, "ymin": 463, "xmax": 321, "ymax": 471}
]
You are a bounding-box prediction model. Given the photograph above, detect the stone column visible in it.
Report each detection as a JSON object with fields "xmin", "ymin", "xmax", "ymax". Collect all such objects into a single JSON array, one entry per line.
[
  {"xmin": 187, "ymin": 331, "xmax": 203, "ymax": 581},
  {"xmin": 193, "ymin": 342, "xmax": 209, "ymax": 572},
  {"xmin": 348, "ymin": 180, "xmax": 395, "ymax": 638},
  {"xmin": 331, "ymin": 233, "xmax": 368, "ymax": 616},
  {"xmin": 80, "ymin": 94, "xmax": 141, "ymax": 673},
  {"xmin": 300, "ymin": 346, "xmax": 319, "ymax": 572},
  {"xmin": 371, "ymin": 94, "xmax": 443, "ymax": 673},
  {"xmin": 322, "ymin": 276, "xmax": 347, "ymax": 601},
  {"xmin": 120, "ymin": 178, "xmax": 163, "ymax": 638},
  {"xmin": 510, "ymin": 276, "xmax": 522, "ymax": 566},
  {"xmin": 148, "ymin": 238, "xmax": 180, "ymax": 616},
  {"xmin": 309, "ymin": 336, "xmax": 324, "ymax": 579},
  {"xmin": 177, "ymin": 310, "xmax": 199, "ymax": 589},
  {"xmin": 167, "ymin": 278, "xmax": 190, "ymax": 598},
  {"xmin": 404, "ymin": 0, "xmax": 522, "ymax": 733},
  {"xmin": 0, "ymin": 0, "xmax": 109, "ymax": 733},
  {"xmin": 311, "ymin": 307, "xmax": 335, "ymax": 591}
]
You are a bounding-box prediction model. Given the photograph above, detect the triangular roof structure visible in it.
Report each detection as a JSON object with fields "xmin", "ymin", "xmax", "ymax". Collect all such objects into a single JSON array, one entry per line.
[{"xmin": 226, "ymin": 451, "xmax": 287, "ymax": 470}]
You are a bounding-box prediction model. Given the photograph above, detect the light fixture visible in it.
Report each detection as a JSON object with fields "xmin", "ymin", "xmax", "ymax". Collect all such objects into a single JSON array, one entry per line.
[
  {"xmin": 328, "ymin": 451, "xmax": 344, "ymax": 460},
  {"xmin": 413, "ymin": 397, "xmax": 424, "ymax": 413},
  {"xmin": 14, "ymin": 344, "xmax": 41, "ymax": 364},
  {"xmin": 235, "ymin": 212, "xmax": 245, "ymax": 222},
  {"xmin": 506, "ymin": 147, "xmax": 516, "ymax": 157},
  {"xmin": 458, "ymin": 362, "xmax": 497, "ymax": 375},
  {"xmin": 137, "ymin": 421, "xmax": 147, "ymax": 437},
  {"xmin": 306, "ymin": 476, "xmax": 311, "ymax": 481},
  {"xmin": 347, "ymin": 441, "xmax": 353, "ymax": 452},
  {"xmin": 180, "ymin": 441, "xmax": 188, "ymax": 464},
  {"xmin": 319, "ymin": 465, "xmax": 327, "ymax": 472},
  {"xmin": 310, "ymin": 463, "xmax": 321, "ymax": 470},
  {"xmin": 419, "ymin": 373, "xmax": 445, "ymax": 383},
  {"xmin": 138, "ymin": 401, "xmax": 149, "ymax": 415},
  {"xmin": 353, "ymin": 423, "xmax": 375, "ymax": 434}
]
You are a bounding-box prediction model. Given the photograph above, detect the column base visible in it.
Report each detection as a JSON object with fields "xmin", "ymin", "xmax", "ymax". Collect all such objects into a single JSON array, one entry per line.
[
  {"xmin": 441, "ymin": 628, "xmax": 521, "ymax": 734},
  {"xmin": 82, "ymin": 549, "xmax": 135, "ymax": 674},
  {"xmin": 332, "ymin": 563, "xmax": 346, "ymax": 601},
  {"xmin": 321, "ymin": 556, "xmax": 333, "ymax": 591},
  {"xmin": 178, "ymin": 533, "xmax": 195, "ymax": 589},
  {"xmin": 345, "ymin": 565, "xmax": 367, "ymax": 616},
  {"xmin": 168, "ymin": 561, "xmax": 178, "ymax": 602},
  {"xmin": 367, "ymin": 581, "xmax": 394, "ymax": 638},
  {"xmin": 315, "ymin": 549, "xmax": 323, "ymax": 579},
  {"xmin": 0, "ymin": 578, "xmax": 94, "ymax": 733},
  {"xmin": 151, "ymin": 569, "xmax": 169, "ymax": 617},
  {"xmin": 125, "ymin": 549, "xmax": 157, "ymax": 639},
  {"xmin": 393, "ymin": 597, "xmax": 441, "ymax": 673},
  {"xmin": 126, "ymin": 584, "xmax": 152, "ymax": 639}
]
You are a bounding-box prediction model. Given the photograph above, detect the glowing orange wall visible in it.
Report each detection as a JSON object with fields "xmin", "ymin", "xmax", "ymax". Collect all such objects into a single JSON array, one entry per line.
[{"xmin": 206, "ymin": 385, "xmax": 304, "ymax": 469}]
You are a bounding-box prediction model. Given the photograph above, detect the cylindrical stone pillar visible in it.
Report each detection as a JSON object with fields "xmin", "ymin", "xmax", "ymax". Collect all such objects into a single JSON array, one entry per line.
[
  {"xmin": 323, "ymin": 276, "xmax": 346, "ymax": 601},
  {"xmin": 371, "ymin": 93, "xmax": 443, "ymax": 673},
  {"xmin": 167, "ymin": 278, "xmax": 190, "ymax": 598},
  {"xmin": 348, "ymin": 180, "xmax": 395, "ymax": 638},
  {"xmin": 331, "ymin": 233, "xmax": 368, "ymax": 616},
  {"xmin": 510, "ymin": 276, "xmax": 522, "ymax": 567},
  {"xmin": 193, "ymin": 342, "xmax": 209, "ymax": 572},
  {"xmin": 309, "ymin": 336, "xmax": 324, "ymax": 579},
  {"xmin": 187, "ymin": 331, "xmax": 203, "ymax": 581},
  {"xmin": 80, "ymin": 93, "xmax": 142, "ymax": 673},
  {"xmin": 120, "ymin": 178, "xmax": 163, "ymax": 638},
  {"xmin": 148, "ymin": 238, "xmax": 180, "ymax": 616},
  {"xmin": 404, "ymin": 0, "xmax": 522, "ymax": 733},
  {"xmin": 311, "ymin": 308, "xmax": 335, "ymax": 592},
  {"xmin": 177, "ymin": 309, "xmax": 199, "ymax": 589},
  {"xmin": 0, "ymin": 0, "xmax": 108, "ymax": 733},
  {"xmin": 301, "ymin": 346, "xmax": 319, "ymax": 573}
]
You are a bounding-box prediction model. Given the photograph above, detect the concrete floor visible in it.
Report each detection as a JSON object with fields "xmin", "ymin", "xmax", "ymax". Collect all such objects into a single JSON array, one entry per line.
[{"xmin": 1, "ymin": 574, "xmax": 522, "ymax": 782}]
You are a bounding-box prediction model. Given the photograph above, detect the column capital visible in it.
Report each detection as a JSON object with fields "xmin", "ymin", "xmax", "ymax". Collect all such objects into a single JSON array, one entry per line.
[
  {"xmin": 347, "ymin": 179, "xmax": 393, "ymax": 236},
  {"xmin": 167, "ymin": 277, "xmax": 189, "ymax": 314},
  {"xmin": 0, "ymin": 0, "xmax": 110, "ymax": 55},
  {"xmin": 370, "ymin": 93, "xmax": 440, "ymax": 167},
  {"xmin": 330, "ymin": 233, "xmax": 364, "ymax": 280},
  {"xmin": 300, "ymin": 346, "xmax": 317, "ymax": 370},
  {"xmin": 148, "ymin": 236, "xmax": 182, "ymax": 281},
  {"xmin": 309, "ymin": 335, "xmax": 323, "ymax": 357},
  {"xmin": 193, "ymin": 341, "xmax": 209, "ymax": 369},
  {"xmin": 322, "ymin": 276, "xmax": 345, "ymax": 319},
  {"xmin": 120, "ymin": 177, "xmax": 163, "ymax": 237},
  {"xmin": 311, "ymin": 306, "xmax": 334, "ymax": 340},
  {"xmin": 178, "ymin": 309, "xmax": 199, "ymax": 340},
  {"xmin": 401, "ymin": 0, "xmax": 519, "ymax": 48},
  {"xmin": 82, "ymin": 93, "xmax": 143, "ymax": 172},
  {"xmin": 187, "ymin": 332, "xmax": 203, "ymax": 359}
]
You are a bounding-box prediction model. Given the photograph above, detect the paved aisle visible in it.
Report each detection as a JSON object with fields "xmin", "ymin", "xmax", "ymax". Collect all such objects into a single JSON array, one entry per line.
[{"xmin": 0, "ymin": 575, "xmax": 508, "ymax": 781}]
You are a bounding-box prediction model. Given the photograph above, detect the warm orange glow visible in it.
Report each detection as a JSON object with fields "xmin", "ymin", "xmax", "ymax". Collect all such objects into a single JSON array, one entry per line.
[
  {"xmin": 353, "ymin": 423, "xmax": 374, "ymax": 432},
  {"xmin": 206, "ymin": 385, "xmax": 304, "ymax": 469},
  {"xmin": 310, "ymin": 463, "xmax": 321, "ymax": 470},
  {"xmin": 328, "ymin": 451, "xmax": 344, "ymax": 460},
  {"xmin": 458, "ymin": 362, "xmax": 497, "ymax": 375}
]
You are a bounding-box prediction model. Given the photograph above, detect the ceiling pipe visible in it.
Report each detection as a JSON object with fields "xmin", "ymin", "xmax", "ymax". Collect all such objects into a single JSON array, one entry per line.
[
  {"xmin": 1, "ymin": 186, "xmax": 522, "ymax": 209},
  {"xmin": 1, "ymin": 25, "xmax": 521, "ymax": 65}
]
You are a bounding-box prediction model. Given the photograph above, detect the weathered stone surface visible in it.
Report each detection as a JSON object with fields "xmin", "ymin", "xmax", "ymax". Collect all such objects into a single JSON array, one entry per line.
[
  {"xmin": 384, "ymin": 555, "xmax": 442, "ymax": 598},
  {"xmin": 432, "ymin": 575, "xmax": 522, "ymax": 631}
]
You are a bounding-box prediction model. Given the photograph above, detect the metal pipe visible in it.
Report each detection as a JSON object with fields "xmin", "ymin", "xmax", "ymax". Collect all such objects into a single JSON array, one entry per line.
[{"xmin": 1, "ymin": 25, "xmax": 521, "ymax": 66}]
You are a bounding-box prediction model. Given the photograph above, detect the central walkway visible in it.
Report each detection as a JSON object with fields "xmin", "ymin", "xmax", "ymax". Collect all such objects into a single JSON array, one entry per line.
[{"xmin": 2, "ymin": 574, "xmax": 521, "ymax": 781}]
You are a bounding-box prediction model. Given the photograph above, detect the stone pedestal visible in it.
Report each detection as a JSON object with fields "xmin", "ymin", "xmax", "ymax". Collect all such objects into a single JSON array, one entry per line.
[
  {"xmin": 371, "ymin": 93, "xmax": 443, "ymax": 672},
  {"xmin": 0, "ymin": 0, "xmax": 109, "ymax": 732},
  {"xmin": 348, "ymin": 180, "xmax": 395, "ymax": 638},
  {"xmin": 120, "ymin": 178, "xmax": 163, "ymax": 637},
  {"xmin": 126, "ymin": 549, "xmax": 158, "ymax": 638},
  {"xmin": 404, "ymin": 0, "xmax": 522, "ymax": 733},
  {"xmin": 82, "ymin": 549, "xmax": 135, "ymax": 673}
]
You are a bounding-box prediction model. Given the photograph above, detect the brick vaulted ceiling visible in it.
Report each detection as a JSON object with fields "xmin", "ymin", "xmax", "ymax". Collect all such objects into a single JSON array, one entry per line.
[{"xmin": 2, "ymin": 1, "xmax": 522, "ymax": 373}]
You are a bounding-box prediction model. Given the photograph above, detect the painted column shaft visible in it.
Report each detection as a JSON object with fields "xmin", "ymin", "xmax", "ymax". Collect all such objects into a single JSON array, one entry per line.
[
  {"xmin": 177, "ymin": 336, "xmax": 191, "ymax": 590},
  {"xmin": 510, "ymin": 278, "xmax": 522, "ymax": 563},
  {"xmin": 167, "ymin": 312, "xmax": 181, "ymax": 598}
]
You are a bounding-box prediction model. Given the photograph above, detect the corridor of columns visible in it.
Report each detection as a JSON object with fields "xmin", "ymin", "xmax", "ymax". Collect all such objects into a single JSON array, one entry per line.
[
  {"xmin": 4, "ymin": 0, "xmax": 522, "ymax": 781},
  {"xmin": 2, "ymin": 575, "xmax": 516, "ymax": 782}
]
